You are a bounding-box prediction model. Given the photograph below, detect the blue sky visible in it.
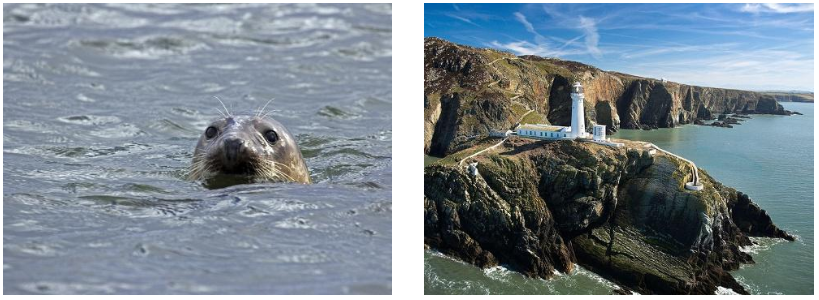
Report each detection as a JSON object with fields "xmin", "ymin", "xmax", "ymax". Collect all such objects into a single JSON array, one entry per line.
[{"xmin": 425, "ymin": 3, "xmax": 814, "ymax": 92}]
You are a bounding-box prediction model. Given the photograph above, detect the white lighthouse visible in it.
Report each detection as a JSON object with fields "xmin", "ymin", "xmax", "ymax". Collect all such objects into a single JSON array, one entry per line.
[
  {"xmin": 570, "ymin": 81, "xmax": 588, "ymax": 138},
  {"xmin": 515, "ymin": 81, "xmax": 623, "ymax": 147}
]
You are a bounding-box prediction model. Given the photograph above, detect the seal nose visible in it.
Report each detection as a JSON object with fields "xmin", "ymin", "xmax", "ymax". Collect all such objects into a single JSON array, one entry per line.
[{"xmin": 224, "ymin": 138, "xmax": 243, "ymax": 163}]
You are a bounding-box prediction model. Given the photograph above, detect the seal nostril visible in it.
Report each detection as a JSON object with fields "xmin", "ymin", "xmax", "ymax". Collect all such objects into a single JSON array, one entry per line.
[{"xmin": 224, "ymin": 139, "xmax": 243, "ymax": 162}]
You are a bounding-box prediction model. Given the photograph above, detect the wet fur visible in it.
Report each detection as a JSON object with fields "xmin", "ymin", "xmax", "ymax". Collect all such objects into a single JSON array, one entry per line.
[{"xmin": 187, "ymin": 114, "xmax": 310, "ymax": 184}]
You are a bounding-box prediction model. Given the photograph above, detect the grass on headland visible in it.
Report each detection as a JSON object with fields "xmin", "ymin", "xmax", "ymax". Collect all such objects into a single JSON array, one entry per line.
[{"xmin": 520, "ymin": 111, "xmax": 548, "ymax": 125}]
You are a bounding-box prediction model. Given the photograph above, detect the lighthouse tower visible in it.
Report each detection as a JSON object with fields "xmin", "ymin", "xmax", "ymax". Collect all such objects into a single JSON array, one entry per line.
[{"xmin": 570, "ymin": 82, "xmax": 588, "ymax": 139}]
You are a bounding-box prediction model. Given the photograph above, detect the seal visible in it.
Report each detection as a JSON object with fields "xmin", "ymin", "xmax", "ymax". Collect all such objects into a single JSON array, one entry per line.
[{"xmin": 187, "ymin": 114, "xmax": 311, "ymax": 185}]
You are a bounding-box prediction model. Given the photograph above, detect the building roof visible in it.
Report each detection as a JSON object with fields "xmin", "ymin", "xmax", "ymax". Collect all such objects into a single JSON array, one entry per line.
[{"xmin": 518, "ymin": 124, "xmax": 570, "ymax": 132}]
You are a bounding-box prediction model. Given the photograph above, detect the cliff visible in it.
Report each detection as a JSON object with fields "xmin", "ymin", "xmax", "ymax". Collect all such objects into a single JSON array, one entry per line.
[
  {"xmin": 424, "ymin": 37, "xmax": 793, "ymax": 156},
  {"xmin": 424, "ymin": 137, "xmax": 793, "ymax": 294},
  {"xmin": 761, "ymin": 92, "xmax": 814, "ymax": 103}
]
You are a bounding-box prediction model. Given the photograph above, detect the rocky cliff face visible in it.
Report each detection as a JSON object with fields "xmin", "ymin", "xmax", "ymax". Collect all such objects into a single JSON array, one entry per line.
[
  {"xmin": 424, "ymin": 138, "xmax": 793, "ymax": 294},
  {"xmin": 424, "ymin": 37, "xmax": 791, "ymax": 156},
  {"xmin": 762, "ymin": 92, "xmax": 814, "ymax": 103}
]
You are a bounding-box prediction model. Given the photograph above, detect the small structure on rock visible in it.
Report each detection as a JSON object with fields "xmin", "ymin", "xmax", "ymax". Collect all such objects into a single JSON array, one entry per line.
[
  {"xmin": 468, "ymin": 162, "xmax": 479, "ymax": 177},
  {"xmin": 593, "ymin": 125, "xmax": 606, "ymax": 141},
  {"xmin": 489, "ymin": 130, "xmax": 514, "ymax": 138}
]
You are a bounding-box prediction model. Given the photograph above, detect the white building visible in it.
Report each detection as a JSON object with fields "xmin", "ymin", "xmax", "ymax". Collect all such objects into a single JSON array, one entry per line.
[
  {"xmin": 468, "ymin": 162, "xmax": 479, "ymax": 177},
  {"xmin": 593, "ymin": 124, "xmax": 606, "ymax": 142},
  {"xmin": 517, "ymin": 81, "xmax": 589, "ymax": 140},
  {"xmin": 517, "ymin": 124, "xmax": 571, "ymax": 139}
]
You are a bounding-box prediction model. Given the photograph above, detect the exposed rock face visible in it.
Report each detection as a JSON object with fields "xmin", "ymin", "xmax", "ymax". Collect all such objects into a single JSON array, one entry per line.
[
  {"xmin": 424, "ymin": 138, "xmax": 793, "ymax": 294},
  {"xmin": 424, "ymin": 37, "xmax": 792, "ymax": 156},
  {"xmin": 424, "ymin": 154, "xmax": 575, "ymax": 278},
  {"xmin": 762, "ymin": 92, "xmax": 813, "ymax": 103}
]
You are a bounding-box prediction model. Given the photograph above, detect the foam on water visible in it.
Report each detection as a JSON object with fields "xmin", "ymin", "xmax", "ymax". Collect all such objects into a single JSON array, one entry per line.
[
  {"xmin": 739, "ymin": 237, "xmax": 785, "ymax": 255},
  {"xmin": 716, "ymin": 286, "xmax": 740, "ymax": 295}
]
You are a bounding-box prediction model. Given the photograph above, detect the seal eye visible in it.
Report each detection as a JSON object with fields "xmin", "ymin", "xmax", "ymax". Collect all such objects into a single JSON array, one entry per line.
[
  {"xmin": 264, "ymin": 130, "xmax": 279, "ymax": 143},
  {"xmin": 205, "ymin": 126, "xmax": 218, "ymax": 139}
]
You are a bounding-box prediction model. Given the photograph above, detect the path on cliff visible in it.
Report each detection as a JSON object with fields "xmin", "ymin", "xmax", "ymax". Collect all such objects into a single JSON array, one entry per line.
[
  {"xmin": 516, "ymin": 109, "xmax": 535, "ymax": 124},
  {"xmin": 457, "ymin": 108, "xmax": 534, "ymax": 166},
  {"xmin": 486, "ymin": 56, "xmax": 520, "ymax": 66},
  {"xmin": 458, "ymin": 137, "xmax": 508, "ymax": 166}
]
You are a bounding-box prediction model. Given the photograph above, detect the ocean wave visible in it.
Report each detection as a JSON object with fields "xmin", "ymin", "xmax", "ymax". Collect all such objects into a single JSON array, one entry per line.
[
  {"xmin": 716, "ymin": 286, "xmax": 740, "ymax": 295},
  {"xmin": 739, "ymin": 236, "xmax": 785, "ymax": 255}
]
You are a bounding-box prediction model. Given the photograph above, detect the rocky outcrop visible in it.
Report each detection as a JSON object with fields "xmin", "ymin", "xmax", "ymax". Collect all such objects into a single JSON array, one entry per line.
[
  {"xmin": 424, "ymin": 154, "xmax": 575, "ymax": 278},
  {"xmin": 424, "ymin": 37, "xmax": 793, "ymax": 156},
  {"xmin": 424, "ymin": 138, "xmax": 793, "ymax": 294}
]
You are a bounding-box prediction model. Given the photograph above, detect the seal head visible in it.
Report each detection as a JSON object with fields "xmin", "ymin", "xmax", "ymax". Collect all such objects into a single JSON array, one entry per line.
[{"xmin": 188, "ymin": 115, "xmax": 311, "ymax": 185}]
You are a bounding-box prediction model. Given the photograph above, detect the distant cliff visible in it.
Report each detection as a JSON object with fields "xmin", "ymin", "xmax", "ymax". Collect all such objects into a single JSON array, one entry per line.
[
  {"xmin": 424, "ymin": 138, "xmax": 793, "ymax": 294},
  {"xmin": 424, "ymin": 37, "xmax": 793, "ymax": 156},
  {"xmin": 761, "ymin": 92, "xmax": 814, "ymax": 103}
]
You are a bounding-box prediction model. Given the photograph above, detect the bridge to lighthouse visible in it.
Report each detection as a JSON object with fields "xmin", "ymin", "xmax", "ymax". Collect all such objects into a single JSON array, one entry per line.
[{"xmin": 645, "ymin": 143, "xmax": 704, "ymax": 191}]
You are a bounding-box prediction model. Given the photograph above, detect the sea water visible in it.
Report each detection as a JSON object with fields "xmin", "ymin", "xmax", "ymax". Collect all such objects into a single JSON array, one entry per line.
[
  {"xmin": 424, "ymin": 102, "xmax": 813, "ymax": 295},
  {"xmin": 4, "ymin": 3, "xmax": 392, "ymax": 294}
]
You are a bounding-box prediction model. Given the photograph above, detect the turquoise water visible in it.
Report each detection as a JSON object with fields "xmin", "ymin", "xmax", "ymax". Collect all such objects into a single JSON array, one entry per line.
[{"xmin": 424, "ymin": 102, "xmax": 813, "ymax": 294}]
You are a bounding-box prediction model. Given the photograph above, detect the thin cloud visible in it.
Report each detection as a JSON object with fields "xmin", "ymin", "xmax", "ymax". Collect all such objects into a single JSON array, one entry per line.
[
  {"xmin": 445, "ymin": 13, "xmax": 480, "ymax": 27},
  {"xmin": 624, "ymin": 48, "xmax": 813, "ymax": 91},
  {"xmin": 579, "ymin": 16, "xmax": 602, "ymax": 59},
  {"xmin": 514, "ymin": 12, "xmax": 536, "ymax": 34},
  {"xmin": 554, "ymin": 35, "xmax": 584, "ymax": 50},
  {"xmin": 620, "ymin": 43, "xmax": 739, "ymax": 59},
  {"xmin": 740, "ymin": 3, "xmax": 814, "ymax": 14},
  {"xmin": 427, "ymin": 4, "xmax": 814, "ymax": 91},
  {"xmin": 488, "ymin": 40, "xmax": 583, "ymax": 57},
  {"xmin": 490, "ymin": 40, "xmax": 545, "ymax": 56}
]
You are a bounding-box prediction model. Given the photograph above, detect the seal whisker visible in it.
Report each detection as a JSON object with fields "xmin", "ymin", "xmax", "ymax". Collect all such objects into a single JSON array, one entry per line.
[
  {"xmin": 187, "ymin": 152, "xmax": 215, "ymax": 181},
  {"xmin": 256, "ymin": 97, "xmax": 275, "ymax": 118},
  {"xmin": 213, "ymin": 96, "xmax": 231, "ymax": 117},
  {"xmin": 269, "ymin": 161, "xmax": 298, "ymax": 182},
  {"xmin": 256, "ymin": 159, "xmax": 296, "ymax": 182}
]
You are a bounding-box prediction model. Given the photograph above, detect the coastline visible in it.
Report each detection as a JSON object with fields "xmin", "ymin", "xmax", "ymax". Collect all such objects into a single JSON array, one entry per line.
[{"xmin": 424, "ymin": 102, "xmax": 812, "ymax": 294}]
